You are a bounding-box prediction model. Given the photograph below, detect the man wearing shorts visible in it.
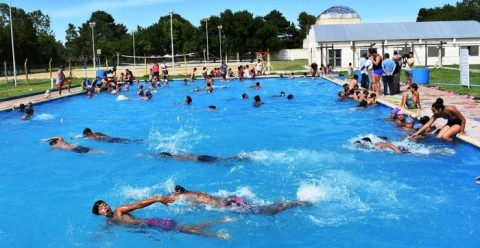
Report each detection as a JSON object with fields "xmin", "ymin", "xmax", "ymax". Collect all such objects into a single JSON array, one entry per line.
[{"xmin": 56, "ymin": 65, "xmax": 71, "ymax": 95}]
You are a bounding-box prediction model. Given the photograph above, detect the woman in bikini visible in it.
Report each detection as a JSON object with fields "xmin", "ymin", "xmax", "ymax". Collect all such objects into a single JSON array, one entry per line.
[{"xmin": 409, "ymin": 98, "xmax": 466, "ymax": 142}]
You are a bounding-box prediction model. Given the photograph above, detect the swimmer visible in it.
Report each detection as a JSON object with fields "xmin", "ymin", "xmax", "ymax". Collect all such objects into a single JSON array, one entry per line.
[
  {"xmin": 170, "ymin": 185, "xmax": 311, "ymax": 215},
  {"xmin": 145, "ymin": 90, "xmax": 152, "ymax": 100},
  {"xmin": 253, "ymin": 95, "xmax": 264, "ymax": 107},
  {"xmin": 154, "ymin": 152, "xmax": 245, "ymax": 163},
  {"xmin": 92, "ymin": 197, "xmax": 233, "ymax": 239},
  {"xmin": 83, "ymin": 128, "xmax": 141, "ymax": 143},
  {"xmin": 20, "ymin": 102, "xmax": 34, "ymax": 120},
  {"xmin": 272, "ymin": 91, "xmax": 286, "ymax": 97},
  {"xmin": 287, "ymin": 94, "xmax": 294, "ymax": 100},
  {"xmin": 43, "ymin": 136, "xmax": 96, "ymax": 154},
  {"xmin": 353, "ymin": 137, "xmax": 407, "ymax": 154},
  {"xmin": 185, "ymin": 96, "xmax": 192, "ymax": 105},
  {"xmin": 388, "ymin": 108, "xmax": 400, "ymax": 120},
  {"xmin": 476, "ymin": 177, "xmax": 480, "ymax": 185},
  {"xmin": 247, "ymin": 82, "xmax": 261, "ymax": 89},
  {"xmin": 241, "ymin": 93, "xmax": 249, "ymax": 99}
]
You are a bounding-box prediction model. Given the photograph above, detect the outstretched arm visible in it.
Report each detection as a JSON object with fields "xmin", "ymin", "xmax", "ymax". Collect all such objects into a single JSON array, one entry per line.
[{"xmin": 115, "ymin": 196, "xmax": 175, "ymax": 215}]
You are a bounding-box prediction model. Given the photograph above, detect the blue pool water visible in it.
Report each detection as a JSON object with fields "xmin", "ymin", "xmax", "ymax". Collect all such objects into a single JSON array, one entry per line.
[{"xmin": 0, "ymin": 77, "xmax": 479, "ymax": 247}]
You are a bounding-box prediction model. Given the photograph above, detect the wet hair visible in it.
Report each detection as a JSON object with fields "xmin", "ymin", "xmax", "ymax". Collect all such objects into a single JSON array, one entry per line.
[
  {"xmin": 19, "ymin": 103, "xmax": 26, "ymax": 110},
  {"xmin": 419, "ymin": 116, "xmax": 430, "ymax": 125},
  {"xmin": 159, "ymin": 152, "xmax": 173, "ymax": 157},
  {"xmin": 49, "ymin": 138, "xmax": 58, "ymax": 146},
  {"xmin": 358, "ymin": 100, "xmax": 368, "ymax": 107},
  {"xmin": 242, "ymin": 93, "xmax": 248, "ymax": 99},
  {"xmin": 287, "ymin": 94, "xmax": 294, "ymax": 100},
  {"xmin": 369, "ymin": 93, "xmax": 376, "ymax": 98},
  {"xmin": 353, "ymin": 74, "xmax": 358, "ymax": 80},
  {"xmin": 174, "ymin": 185, "xmax": 187, "ymax": 193},
  {"xmin": 255, "ymin": 82, "xmax": 260, "ymax": 86},
  {"xmin": 92, "ymin": 200, "xmax": 106, "ymax": 215},
  {"xmin": 83, "ymin": 128, "xmax": 92, "ymax": 135},
  {"xmin": 353, "ymin": 137, "xmax": 372, "ymax": 149},
  {"xmin": 254, "ymin": 95, "xmax": 261, "ymax": 102},
  {"xmin": 432, "ymin": 98, "xmax": 445, "ymax": 111},
  {"xmin": 185, "ymin": 96, "xmax": 192, "ymax": 104}
]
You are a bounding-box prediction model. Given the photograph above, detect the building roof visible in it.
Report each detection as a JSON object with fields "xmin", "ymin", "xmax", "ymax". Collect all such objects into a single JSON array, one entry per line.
[
  {"xmin": 317, "ymin": 6, "xmax": 360, "ymax": 20},
  {"xmin": 312, "ymin": 21, "xmax": 480, "ymax": 42}
]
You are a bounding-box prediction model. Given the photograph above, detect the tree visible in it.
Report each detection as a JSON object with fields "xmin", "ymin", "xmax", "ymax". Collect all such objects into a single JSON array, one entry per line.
[
  {"xmin": 298, "ymin": 12, "xmax": 316, "ymax": 38},
  {"xmin": 417, "ymin": 0, "xmax": 480, "ymax": 22}
]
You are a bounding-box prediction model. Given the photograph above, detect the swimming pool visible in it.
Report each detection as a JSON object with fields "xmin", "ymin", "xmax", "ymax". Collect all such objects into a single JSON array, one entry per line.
[{"xmin": 0, "ymin": 77, "xmax": 479, "ymax": 247}]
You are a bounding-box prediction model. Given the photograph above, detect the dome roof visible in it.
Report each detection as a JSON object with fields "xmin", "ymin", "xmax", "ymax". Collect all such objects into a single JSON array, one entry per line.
[{"xmin": 318, "ymin": 6, "xmax": 360, "ymax": 19}]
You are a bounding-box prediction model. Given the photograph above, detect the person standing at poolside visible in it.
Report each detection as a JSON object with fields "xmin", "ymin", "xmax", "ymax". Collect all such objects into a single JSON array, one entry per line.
[
  {"xmin": 91, "ymin": 196, "xmax": 233, "ymax": 239},
  {"xmin": 404, "ymin": 52, "xmax": 415, "ymax": 86},
  {"xmin": 190, "ymin": 68, "xmax": 197, "ymax": 82},
  {"xmin": 310, "ymin": 61, "xmax": 318, "ymax": 77},
  {"xmin": 399, "ymin": 83, "xmax": 421, "ymax": 109},
  {"xmin": 369, "ymin": 48, "xmax": 383, "ymax": 97},
  {"xmin": 359, "ymin": 53, "xmax": 369, "ymax": 89},
  {"xmin": 392, "ymin": 51, "xmax": 403, "ymax": 94},
  {"xmin": 220, "ymin": 61, "xmax": 228, "ymax": 80},
  {"xmin": 409, "ymin": 98, "xmax": 466, "ymax": 142},
  {"xmin": 381, "ymin": 53, "xmax": 396, "ymax": 96},
  {"xmin": 256, "ymin": 59, "xmax": 264, "ymax": 76},
  {"xmin": 152, "ymin": 61, "xmax": 160, "ymax": 80},
  {"xmin": 56, "ymin": 65, "xmax": 71, "ymax": 96},
  {"xmin": 161, "ymin": 59, "xmax": 168, "ymax": 78}
]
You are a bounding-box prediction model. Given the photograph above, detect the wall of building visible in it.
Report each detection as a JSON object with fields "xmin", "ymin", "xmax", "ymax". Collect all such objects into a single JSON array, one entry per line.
[{"xmin": 309, "ymin": 39, "xmax": 480, "ymax": 70}]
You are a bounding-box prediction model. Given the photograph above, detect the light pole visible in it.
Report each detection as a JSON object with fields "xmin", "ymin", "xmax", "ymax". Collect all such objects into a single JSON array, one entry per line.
[
  {"xmin": 217, "ymin": 25, "xmax": 222, "ymax": 62},
  {"xmin": 89, "ymin": 22, "xmax": 96, "ymax": 69},
  {"xmin": 204, "ymin": 17, "xmax": 210, "ymax": 64},
  {"xmin": 8, "ymin": 0, "xmax": 17, "ymax": 87},
  {"xmin": 132, "ymin": 30, "xmax": 136, "ymax": 66},
  {"xmin": 169, "ymin": 11, "xmax": 175, "ymax": 75}
]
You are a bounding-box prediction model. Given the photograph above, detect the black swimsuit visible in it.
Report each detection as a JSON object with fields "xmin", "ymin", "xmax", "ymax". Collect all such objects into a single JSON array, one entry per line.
[
  {"xmin": 72, "ymin": 146, "xmax": 91, "ymax": 153},
  {"xmin": 446, "ymin": 116, "xmax": 462, "ymax": 127}
]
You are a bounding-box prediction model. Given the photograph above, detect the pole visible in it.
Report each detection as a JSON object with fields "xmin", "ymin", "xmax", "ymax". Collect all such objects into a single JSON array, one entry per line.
[
  {"xmin": 89, "ymin": 22, "xmax": 96, "ymax": 69},
  {"xmin": 169, "ymin": 11, "xmax": 175, "ymax": 75},
  {"xmin": 116, "ymin": 52, "xmax": 119, "ymax": 68},
  {"xmin": 204, "ymin": 17, "xmax": 209, "ymax": 64},
  {"xmin": 68, "ymin": 57, "xmax": 72, "ymax": 78},
  {"xmin": 49, "ymin": 58, "xmax": 53, "ymax": 89},
  {"xmin": 132, "ymin": 31, "xmax": 136, "ymax": 66},
  {"xmin": 144, "ymin": 55, "xmax": 147, "ymax": 76},
  {"xmin": 9, "ymin": 0, "xmax": 17, "ymax": 87},
  {"xmin": 24, "ymin": 58, "xmax": 29, "ymax": 84},
  {"xmin": 4, "ymin": 61, "xmax": 8, "ymax": 83},
  {"xmin": 218, "ymin": 25, "xmax": 222, "ymax": 62}
]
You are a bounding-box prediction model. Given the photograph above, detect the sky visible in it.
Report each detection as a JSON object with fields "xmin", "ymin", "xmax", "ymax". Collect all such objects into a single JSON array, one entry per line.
[{"xmin": 3, "ymin": 0, "xmax": 461, "ymax": 44}]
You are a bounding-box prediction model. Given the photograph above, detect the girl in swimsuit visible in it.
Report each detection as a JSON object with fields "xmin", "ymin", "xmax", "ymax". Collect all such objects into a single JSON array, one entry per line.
[{"xmin": 409, "ymin": 98, "xmax": 466, "ymax": 142}]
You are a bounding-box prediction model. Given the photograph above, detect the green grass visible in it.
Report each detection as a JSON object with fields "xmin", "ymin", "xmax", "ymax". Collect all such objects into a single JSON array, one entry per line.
[{"xmin": 1, "ymin": 60, "xmax": 480, "ymax": 99}]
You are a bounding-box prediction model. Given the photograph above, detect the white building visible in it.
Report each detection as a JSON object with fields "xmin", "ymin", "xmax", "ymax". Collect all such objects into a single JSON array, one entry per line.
[{"xmin": 305, "ymin": 6, "xmax": 480, "ymax": 69}]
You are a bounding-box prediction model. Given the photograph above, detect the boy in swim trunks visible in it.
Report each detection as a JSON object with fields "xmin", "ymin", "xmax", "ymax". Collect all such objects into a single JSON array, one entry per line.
[
  {"xmin": 43, "ymin": 136, "xmax": 93, "ymax": 154},
  {"xmin": 56, "ymin": 65, "xmax": 71, "ymax": 96},
  {"xmin": 399, "ymin": 83, "xmax": 421, "ymax": 109},
  {"xmin": 92, "ymin": 196, "xmax": 233, "ymax": 239}
]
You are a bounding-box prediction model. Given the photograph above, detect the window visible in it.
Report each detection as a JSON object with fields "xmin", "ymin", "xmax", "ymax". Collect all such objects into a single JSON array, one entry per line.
[
  {"xmin": 328, "ymin": 49, "xmax": 342, "ymax": 67},
  {"xmin": 427, "ymin": 47, "xmax": 445, "ymax": 57},
  {"xmin": 396, "ymin": 47, "xmax": 412, "ymax": 57},
  {"xmin": 468, "ymin": 46, "xmax": 479, "ymax": 56}
]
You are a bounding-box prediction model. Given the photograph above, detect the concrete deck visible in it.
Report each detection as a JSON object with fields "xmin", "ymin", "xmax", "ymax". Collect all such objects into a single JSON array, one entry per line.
[{"xmin": 1, "ymin": 77, "xmax": 480, "ymax": 148}]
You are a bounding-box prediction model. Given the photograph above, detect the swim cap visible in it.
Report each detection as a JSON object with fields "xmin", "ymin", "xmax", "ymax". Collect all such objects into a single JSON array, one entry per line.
[
  {"xmin": 397, "ymin": 110, "xmax": 405, "ymax": 115},
  {"xmin": 391, "ymin": 108, "xmax": 400, "ymax": 115},
  {"xmin": 414, "ymin": 123, "xmax": 423, "ymax": 130},
  {"xmin": 406, "ymin": 117, "xmax": 414, "ymax": 123}
]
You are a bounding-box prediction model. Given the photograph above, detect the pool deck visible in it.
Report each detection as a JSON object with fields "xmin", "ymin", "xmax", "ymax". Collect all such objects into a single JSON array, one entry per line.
[
  {"xmin": 326, "ymin": 76, "xmax": 480, "ymax": 148},
  {"xmin": 1, "ymin": 77, "xmax": 480, "ymax": 148}
]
